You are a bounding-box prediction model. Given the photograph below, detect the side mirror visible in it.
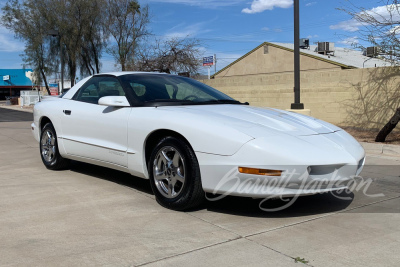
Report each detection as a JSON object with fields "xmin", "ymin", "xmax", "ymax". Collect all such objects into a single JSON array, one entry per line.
[{"xmin": 98, "ymin": 96, "xmax": 130, "ymax": 107}]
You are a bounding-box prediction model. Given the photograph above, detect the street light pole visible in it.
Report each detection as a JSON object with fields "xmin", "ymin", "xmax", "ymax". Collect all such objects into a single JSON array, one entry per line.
[
  {"xmin": 60, "ymin": 37, "xmax": 64, "ymax": 93},
  {"xmin": 291, "ymin": 0, "xmax": 304, "ymax": 110},
  {"xmin": 48, "ymin": 30, "xmax": 64, "ymax": 93}
]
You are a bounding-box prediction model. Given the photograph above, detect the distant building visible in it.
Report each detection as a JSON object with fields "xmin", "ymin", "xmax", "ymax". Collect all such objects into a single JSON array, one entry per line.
[
  {"xmin": 214, "ymin": 42, "xmax": 390, "ymax": 78},
  {"xmin": 0, "ymin": 69, "xmax": 34, "ymax": 100},
  {"xmin": 202, "ymin": 42, "xmax": 395, "ymax": 129}
]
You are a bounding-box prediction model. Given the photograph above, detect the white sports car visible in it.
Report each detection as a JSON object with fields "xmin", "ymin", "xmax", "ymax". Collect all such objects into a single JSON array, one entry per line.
[{"xmin": 32, "ymin": 72, "xmax": 365, "ymax": 210}]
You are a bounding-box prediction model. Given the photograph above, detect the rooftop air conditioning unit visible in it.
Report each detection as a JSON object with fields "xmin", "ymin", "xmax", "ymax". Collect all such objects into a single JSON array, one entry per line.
[
  {"xmin": 317, "ymin": 42, "xmax": 335, "ymax": 55},
  {"xmin": 300, "ymin": 38, "xmax": 310, "ymax": 49},
  {"xmin": 366, "ymin": 47, "xmax": 380, "ymax": 57}
]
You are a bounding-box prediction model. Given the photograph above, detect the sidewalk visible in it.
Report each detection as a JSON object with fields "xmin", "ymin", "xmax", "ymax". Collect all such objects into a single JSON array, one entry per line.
[{"xmin": 361, "ymin": 142, "xmax": 400, "ymax": 158}]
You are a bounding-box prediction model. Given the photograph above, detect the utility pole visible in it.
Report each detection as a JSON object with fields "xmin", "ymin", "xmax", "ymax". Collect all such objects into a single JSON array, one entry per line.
[{"xmin": 291, "ymin": 0, "xmax": 304, "ymax": 110}]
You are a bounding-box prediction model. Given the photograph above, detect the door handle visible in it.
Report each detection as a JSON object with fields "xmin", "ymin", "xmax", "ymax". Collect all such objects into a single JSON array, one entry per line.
[{"xmin": 63, "ymin": 110, "xmax": 72, "ymax": 115}]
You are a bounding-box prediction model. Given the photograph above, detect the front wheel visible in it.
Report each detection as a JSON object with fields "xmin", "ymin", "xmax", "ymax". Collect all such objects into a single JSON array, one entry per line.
[
  {"xmin": 40, "ymin": 122, "xmax": 70, "ymax": 170},
  {"xmin": 149, "ymin": 136, "xmax": 204, "ymax": 210}
]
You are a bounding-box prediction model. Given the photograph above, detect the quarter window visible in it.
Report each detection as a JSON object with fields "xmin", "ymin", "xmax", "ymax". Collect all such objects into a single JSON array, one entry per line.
[{"xmin": 73, "ymin": 76, "xmax": 125, "ymax": 104}]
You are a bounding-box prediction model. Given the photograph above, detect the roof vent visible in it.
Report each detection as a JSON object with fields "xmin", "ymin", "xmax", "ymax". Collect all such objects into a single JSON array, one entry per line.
[
  {"xmin": 366, "ymin": 47, "xmax": 380, "ymax": 57},
  {"xmin": 300, "ymin": 38, "xmax": 310, "ymax": 49},
  {"xmin": 317, "ymin": 42, "xmax": 335, "ymax": 56}
]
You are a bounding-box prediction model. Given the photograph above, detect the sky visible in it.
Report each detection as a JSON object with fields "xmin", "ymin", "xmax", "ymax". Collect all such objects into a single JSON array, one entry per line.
[{"xmin": 0, "ymin": 0, "xmax": 392, "ymax": 76}]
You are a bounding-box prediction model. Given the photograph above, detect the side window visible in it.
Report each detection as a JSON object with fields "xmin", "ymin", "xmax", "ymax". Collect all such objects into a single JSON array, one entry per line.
[
  {"xmin": 130, "ymin": 83, "xmax": 146, "ymax": 97},
  {"xmin": 99, "ymin": 80, "xmax": 125, "ymax": 98},
  {"xmin": 165, "ymin": 85, "xmax": 175, "ymax": 98},
  {"xmin": 73, "ymin": 76, "xmax": 124, "ymax": 104},
  {"xmin": 82, "ymin": 84, "xmax": 98, "ymax": 97}
]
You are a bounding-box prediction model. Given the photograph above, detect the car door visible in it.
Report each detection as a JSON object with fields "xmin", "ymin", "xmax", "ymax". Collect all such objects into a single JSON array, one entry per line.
[{"xmin": 59, "ymin": 76, "xmax": 131, "ymax": 169}]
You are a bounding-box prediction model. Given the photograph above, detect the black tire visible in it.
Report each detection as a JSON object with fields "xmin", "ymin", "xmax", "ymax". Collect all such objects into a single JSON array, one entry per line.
[
  {"xmin": 149, "ymin": 136, "xmax": 204, "ymax": 211},
  {"xmin": 40, "ymin": 122, "xmax": 70, "ymax": 170}
]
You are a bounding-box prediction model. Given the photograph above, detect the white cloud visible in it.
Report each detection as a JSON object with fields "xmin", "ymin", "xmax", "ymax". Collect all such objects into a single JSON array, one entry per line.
[
  {"xmin": 330, "ymin": 20, "xmax": 363, "ymax": 32},
  {"xmin": 305, "ymin": 2, "xmax": 316, "ymax": 7},
  {"xmin": 338, "ymin": 36, "xmax": 359, "ymax": 45},
  {"xmin": 242, "ymin": 0, "xmax": 293, "ymax": 14},
  {"xmin": 330, "ymin": 4, "xmax": 400, "ymax": 32},
  {"xmin": 388, "ymin": 25, "xmax": 400, "ymax": 35}
]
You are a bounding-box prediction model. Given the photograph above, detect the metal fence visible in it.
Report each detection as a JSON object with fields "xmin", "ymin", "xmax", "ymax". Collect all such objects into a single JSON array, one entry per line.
[{"xmin": 20, "ymin": 90, "xmax": 42, "ymax": 106}]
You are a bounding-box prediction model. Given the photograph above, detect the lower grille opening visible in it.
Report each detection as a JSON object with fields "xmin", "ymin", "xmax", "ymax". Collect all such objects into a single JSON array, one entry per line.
[{"xmin": 308, "ymin": 165, "xmax": 344, "ymax": 176}]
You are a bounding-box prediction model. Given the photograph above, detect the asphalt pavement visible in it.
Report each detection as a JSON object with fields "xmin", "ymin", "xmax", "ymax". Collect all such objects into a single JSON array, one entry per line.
[{"xmin": 0, "ymin": 107, "xmax": 399, "ymax": 266}]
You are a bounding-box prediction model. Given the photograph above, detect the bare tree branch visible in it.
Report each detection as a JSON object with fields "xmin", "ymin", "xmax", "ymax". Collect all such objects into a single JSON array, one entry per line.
[{"xmin": 132, "ymin": 37, "xmax": 202, "ymax": 76}]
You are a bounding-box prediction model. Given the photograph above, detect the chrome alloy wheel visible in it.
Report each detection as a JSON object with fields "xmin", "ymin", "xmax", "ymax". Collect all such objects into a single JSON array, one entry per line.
[
  {"xmin": 41, "ymin": 129, "xmax": 56, "ymax": 163},
  {"xmin": 153, "ymin": 146, "xmax": 185, "ymax": 199}
]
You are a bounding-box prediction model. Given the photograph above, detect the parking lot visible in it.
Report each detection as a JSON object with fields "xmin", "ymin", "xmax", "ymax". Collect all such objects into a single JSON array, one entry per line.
[{"xmin": 1, "ymin": 107, "xmax": 399, "ymax": 266}]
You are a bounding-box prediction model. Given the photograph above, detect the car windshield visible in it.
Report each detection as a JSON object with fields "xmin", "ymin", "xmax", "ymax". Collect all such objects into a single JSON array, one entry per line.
[{"xmin": 119, "ymin": 74, "xmax": 241, "ymax": 105}]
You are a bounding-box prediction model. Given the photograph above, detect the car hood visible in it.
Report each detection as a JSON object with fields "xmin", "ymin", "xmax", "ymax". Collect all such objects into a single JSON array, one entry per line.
[{"xmin": 167, "ymin": 104, "xmax": 341, "ymax": 138}]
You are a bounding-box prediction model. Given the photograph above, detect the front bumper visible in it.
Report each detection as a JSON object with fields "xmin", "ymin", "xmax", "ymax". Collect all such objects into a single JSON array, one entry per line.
[
  {"xmin": 197, "ymin": 162, "xmax": 362, "ymax": 198},
  {"xmin": 196, "ymin": 134, "xmax": 365, "ymax": 198}
]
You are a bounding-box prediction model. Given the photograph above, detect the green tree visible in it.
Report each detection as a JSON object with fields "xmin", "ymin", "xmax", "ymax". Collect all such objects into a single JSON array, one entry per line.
[
  {"xmin": 1, "ymin": 0, "xmax": 56, "ymax": 94},
  {"xmin": 105, "ymin": 0, "xmax": 150, "ymax": 71},
  {"xmin": 1, "ymin": 0, "xmax": 108, "ymax": 89},
  {"xmin": 45, "ymin": 0, "xmax": 107, "ymax": 86}
]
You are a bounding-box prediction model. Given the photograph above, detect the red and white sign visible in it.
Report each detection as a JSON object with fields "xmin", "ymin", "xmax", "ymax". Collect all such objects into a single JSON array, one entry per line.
[
  {"xmin": 49, "ymin": 83, "xmax": 59, "ymax": 96},
  {"xmin": 203, "ymin": 56, "xmax": 214, "ymax": 66}
]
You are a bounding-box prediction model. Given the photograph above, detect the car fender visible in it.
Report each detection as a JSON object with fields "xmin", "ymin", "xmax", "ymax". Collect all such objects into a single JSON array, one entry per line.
[
  {"xmin": 33, "ymin": 99, "xmax": 66, "ymax": 154},
  {"xmin": 126, "ymin": 107, "xmax": 255, "ymax": 178}
]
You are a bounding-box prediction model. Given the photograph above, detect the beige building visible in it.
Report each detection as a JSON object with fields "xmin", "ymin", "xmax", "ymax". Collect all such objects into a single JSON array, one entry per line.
[
  {"xmin": 201, "ymin": 42, "xmax": 397, "ymax": 130},
  {"xmin": 215, "ymin": 43, "xmax": 350, "ymax": 78},
  {"xmin": 214, "ymin": 42, "xmax": 388, "ymax": 78}
]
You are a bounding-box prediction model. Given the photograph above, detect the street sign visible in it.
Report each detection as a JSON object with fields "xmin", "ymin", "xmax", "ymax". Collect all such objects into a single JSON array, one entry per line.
[
  {"xmin": 3, "ymin": 75, "xmax": 10, "ymax": 81},
  {"xmin": 203, "ymin": 56, "xmax": 214, "ymax": 66},
  {"xmin": 49, "ymin": 83, "xmax": 59, "ymax": 96}
]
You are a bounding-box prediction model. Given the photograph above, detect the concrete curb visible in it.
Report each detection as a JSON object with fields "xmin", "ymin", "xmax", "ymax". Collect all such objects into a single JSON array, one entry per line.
[{"xmin": 361, "ymin": 142, "xmax": 400, "ymax": 157}]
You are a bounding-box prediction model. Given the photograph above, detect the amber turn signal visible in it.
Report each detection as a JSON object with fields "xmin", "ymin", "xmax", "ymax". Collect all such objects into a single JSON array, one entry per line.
[{"xmin": 238, "ymin": 167, "xmax": 282, "ymax": 177}]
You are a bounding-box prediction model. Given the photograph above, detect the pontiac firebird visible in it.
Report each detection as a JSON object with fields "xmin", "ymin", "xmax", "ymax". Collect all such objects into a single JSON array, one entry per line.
[{"xmin": 32, "ymin": 72, "xmax": 365, "ymax": 210}]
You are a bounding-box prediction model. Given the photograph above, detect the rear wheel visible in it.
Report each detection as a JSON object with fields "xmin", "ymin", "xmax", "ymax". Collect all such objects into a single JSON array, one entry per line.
[
  {"xmin": 149, "ymin": 136, "xmax": 204, "ymax": 210},
  {"xmin": 40, "ymin": 123, "xmax": 70, "ymax": 170}
]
